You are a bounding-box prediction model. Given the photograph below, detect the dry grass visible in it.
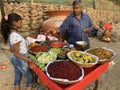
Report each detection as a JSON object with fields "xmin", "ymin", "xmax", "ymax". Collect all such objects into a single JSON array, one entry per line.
[
  {"xmin": 2, "ymin": 0, "xmax": 120, "ymax": 11},
  {"xmin": 28, "ymin": 0, "xmax": 120, "ymax": 10}
]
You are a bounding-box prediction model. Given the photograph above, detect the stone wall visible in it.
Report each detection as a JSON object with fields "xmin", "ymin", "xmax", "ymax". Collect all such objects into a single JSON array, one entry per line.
[
  {"xmin": 2, "ymin": 2, "xmax": 120, "ymax": 37},
  {"xmin": 3, "ymin": 3, "xmax": 72, "ymax": 36}
]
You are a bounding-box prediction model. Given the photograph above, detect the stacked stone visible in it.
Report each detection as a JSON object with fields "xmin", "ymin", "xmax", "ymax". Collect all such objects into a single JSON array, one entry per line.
[
  {"xmin": 29, "ymin": 3, "xmax": 42, "ymax": 34},
  {"xmin": 4, "ymin": 3, "xmax": 31, "ymax": 37},
  {"xmin": 2, "ymin": 2, "xmax": 120, "ymax": 40}
]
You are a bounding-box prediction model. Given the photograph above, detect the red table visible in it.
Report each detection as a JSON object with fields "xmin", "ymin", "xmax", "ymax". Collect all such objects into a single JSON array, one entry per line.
[{"xmin": 29, "ymin": 62, "xmax": 109, "ymax": 90}]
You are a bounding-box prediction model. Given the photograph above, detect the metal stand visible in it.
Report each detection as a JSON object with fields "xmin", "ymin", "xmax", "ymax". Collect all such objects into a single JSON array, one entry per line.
[{"xmin": 93, "ymin": 80, "xmax": 99, "ymax": 90}]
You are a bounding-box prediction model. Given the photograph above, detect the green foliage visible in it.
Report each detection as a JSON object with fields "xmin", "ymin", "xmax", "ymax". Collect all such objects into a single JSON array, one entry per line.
[
  {"xmin": 4, "ymin": 0, "xmax": 120, "ymax": 10},
  {"xmin": 110, "ymin": 0, "xmax": 120, "ymax": 5},
  {"xmin": 21, "ymin": 0, "xmax": 69, "ymax": 4},
  {"xmin": 116, "ymin": 0, "xmax": 120, "ymax": 4}
]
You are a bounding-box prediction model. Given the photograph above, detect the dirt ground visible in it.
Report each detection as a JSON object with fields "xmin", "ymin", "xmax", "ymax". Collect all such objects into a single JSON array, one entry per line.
[
  {"xmin": 0, "ymin": 1, "xmax": 120, "ymax": 89},
  {"xmin": 0, "ymin": 37, "xmax": 120, "ymax": 90}
]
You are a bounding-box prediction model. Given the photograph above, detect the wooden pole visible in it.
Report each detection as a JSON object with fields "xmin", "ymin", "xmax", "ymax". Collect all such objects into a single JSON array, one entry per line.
[
  {"xmin": 0, "ymin": 0, "xmax": 5, "ymax": 18},
  {"xmin": 7, "ymin": 0, "xmax": 10, "ymax": 4},
  {"xmin": 93, "ymin": 0, "xmax": 96, "ymax": 9}
]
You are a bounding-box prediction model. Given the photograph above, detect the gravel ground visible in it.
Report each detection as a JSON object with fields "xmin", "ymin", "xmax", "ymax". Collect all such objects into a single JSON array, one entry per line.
[
  {"xmin": 85, "ymin": 37, "xmax": 120, "ymax": 90},
  {"xmin": 0, "ymin": 37, "xmax": 119, "ymax": 90}
]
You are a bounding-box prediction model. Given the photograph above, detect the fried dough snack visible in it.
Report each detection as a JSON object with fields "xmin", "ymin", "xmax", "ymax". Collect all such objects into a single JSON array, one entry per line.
[{"xmin": 87, "ymin": 47, "xmax": 113, "ymax": 60}]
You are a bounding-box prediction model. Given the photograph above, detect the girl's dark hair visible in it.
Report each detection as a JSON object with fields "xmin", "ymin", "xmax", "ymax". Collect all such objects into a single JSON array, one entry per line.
[
  {"xmin": 1, "ymin": 13, "xmax": 22, "ymax": 43},
  {"xmin": 72, "ymin": 0, "xmax": 82, "ymax": 6}
]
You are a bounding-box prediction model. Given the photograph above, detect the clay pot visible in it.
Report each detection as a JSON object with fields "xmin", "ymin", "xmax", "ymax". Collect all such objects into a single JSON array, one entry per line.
[{"xmin": 42, "ymin": 10, "xmax": 72, "ymax": 38}]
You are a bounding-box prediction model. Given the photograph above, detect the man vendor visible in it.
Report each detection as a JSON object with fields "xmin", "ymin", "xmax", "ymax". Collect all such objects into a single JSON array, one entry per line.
[{"xmin": 51, "ymin": 0, "xmax": 93, "ymax": 50}]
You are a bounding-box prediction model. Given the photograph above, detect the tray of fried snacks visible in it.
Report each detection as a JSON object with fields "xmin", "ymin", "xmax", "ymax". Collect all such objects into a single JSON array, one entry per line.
[{"xmin": 85, "ymin": 47, "xmax": 116, "ymax": 63}]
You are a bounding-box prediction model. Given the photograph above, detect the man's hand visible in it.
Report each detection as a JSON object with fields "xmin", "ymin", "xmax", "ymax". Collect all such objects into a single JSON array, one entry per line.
[
  {"xmin": 47, "ymin": 28, "xmax": 59, "ymax": 35},
  {"xmin": 84, "ymin": 28, "xmax": 91, "ymax": 33}
]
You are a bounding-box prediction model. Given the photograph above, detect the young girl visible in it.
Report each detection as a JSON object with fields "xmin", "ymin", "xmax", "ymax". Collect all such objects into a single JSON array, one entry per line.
[{"xmin": 1, "ymin": 13, "xmax": 33, "ymax": 90}]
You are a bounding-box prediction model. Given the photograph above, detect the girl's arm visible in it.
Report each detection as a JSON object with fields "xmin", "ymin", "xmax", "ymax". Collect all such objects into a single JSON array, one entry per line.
[{"xmin": 13, "ymin": 41, "xmax": 31, "ymax": 62}]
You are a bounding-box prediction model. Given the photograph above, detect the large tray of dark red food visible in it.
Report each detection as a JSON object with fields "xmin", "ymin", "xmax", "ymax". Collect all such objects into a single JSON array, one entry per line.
[
  {"xmin": 46, "ymin": 60, "xmax": 84, "ymax": 84},
  {"xmin": 29, "ymin": 44, "xmax": 50, "ymax": 54},
  {"xmin": 28, "ymin": 61, "xmax": 109, "ymax": 90}
]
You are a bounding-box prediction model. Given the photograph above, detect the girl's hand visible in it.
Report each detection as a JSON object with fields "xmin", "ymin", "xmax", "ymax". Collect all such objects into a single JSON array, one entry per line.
[{"xmin": 28, "ymin": 60, "xmax": 36, "ymax": 68}]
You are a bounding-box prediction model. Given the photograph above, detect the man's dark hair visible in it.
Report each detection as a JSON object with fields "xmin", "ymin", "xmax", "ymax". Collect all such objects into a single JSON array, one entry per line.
[{"xmin": 72, "ymin": 0, "xmax": 82, "ymax": 6}]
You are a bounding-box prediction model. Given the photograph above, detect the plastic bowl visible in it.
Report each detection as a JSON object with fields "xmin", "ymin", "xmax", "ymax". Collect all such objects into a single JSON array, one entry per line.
[
  {"xmin": 50, "ymin": 42, "xmax": 65, "ymax": 48},
  {"xmin": 76, "ymin": 41, "xmax": 87, "ymax": 46},
  {"xmin": 45, "ymin": 60, "xmax": 84, "ymax": 84},
  {"xmin": 67, "ymin": 51, "xmax": 99, "ymax": 68},
  {"xmin": 85, "ymin": 47, "xmax": 116, "ymax": 63}
]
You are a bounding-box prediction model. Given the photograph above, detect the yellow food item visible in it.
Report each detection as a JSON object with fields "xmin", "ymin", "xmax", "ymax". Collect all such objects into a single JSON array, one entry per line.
[
  {"xmin": 75, "ymin": 52, "xmax": 82, "ymax": 57},
  {"xmin": 69, "ymin": 51, "xmax": 95, "ymax": 63}
]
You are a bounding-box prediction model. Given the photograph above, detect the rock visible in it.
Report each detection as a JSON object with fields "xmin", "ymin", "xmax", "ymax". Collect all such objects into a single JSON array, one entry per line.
[
  {"xmin": 0, "ymin": 43, "xmax": 10, "ymax": 51},
  {"xmin": 111, "ymin": 29, "xmax": 120, "ymax": 42}
]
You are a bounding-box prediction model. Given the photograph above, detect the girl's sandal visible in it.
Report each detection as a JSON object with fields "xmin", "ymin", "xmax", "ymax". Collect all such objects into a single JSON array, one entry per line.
[{"xmin": 0, "ymin": 65, "xmax": 7, "ymax": 69}]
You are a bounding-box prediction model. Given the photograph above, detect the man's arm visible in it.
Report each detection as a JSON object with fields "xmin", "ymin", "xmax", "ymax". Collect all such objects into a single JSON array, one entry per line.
[
  {"xmin": 50, "ymin": 15, "xmax": 71, "ymax": 35},
  {"xmin": 59, "ymin": 16, "xmax": 71, "ymax": 33}
]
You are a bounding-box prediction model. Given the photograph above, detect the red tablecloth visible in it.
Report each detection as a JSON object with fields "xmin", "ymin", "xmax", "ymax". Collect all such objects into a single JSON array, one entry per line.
[{"xmin": 29, "ymin": 62, "xmax": 109, "ymax": 90}]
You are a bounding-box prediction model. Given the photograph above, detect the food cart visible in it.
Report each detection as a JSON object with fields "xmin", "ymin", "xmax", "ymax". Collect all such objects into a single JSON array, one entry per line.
[
  {"xmin": 28, "ymin": 61, "xmax": 109, "ymax": 90},
  {"xmin": 27, "ymin": 40, "xmax": 115, "ymax": 90}
]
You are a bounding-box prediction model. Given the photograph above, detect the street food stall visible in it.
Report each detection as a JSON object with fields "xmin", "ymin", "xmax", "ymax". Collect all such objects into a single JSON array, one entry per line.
[
  {"xmin": 29, "ymin": 61, "xmax": 109, "ymax": 90},
  {"xmin": 27, "ymin": 36, "xmax": 116, "ymax": 90}
]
